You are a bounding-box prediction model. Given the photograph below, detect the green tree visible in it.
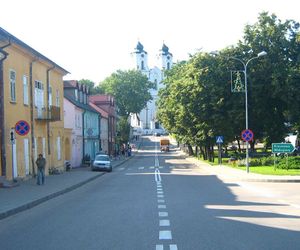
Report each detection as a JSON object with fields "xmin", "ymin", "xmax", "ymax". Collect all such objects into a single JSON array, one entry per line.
[
  {"xmin": 101, "ymin": 69, "xmax": 154, "ymax": 118},
  {"xmin": 101, "ymin": 69, "xmax": 154, "ymax": 143},
  {"xmin": 78, "ymin": 79, "xmax": 96, "ymax": 94},
  {"xmin": 237, "ymin": 12, "xmax": 300, "ymax": 147}
]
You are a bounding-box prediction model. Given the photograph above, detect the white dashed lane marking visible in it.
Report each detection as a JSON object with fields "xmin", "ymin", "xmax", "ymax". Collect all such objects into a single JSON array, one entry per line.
[
  {"xmin": 155, "ymin": 140, "xmax": 178, "ymax": 250},
  {"xmin": 160, "ymin": 219, "xmax": 170, "ymax": 226},
  {"xmin": 159, "ymin": 212, "xmax": 168, "ymax": 217},
  {"xmin": 159, "ymin": 230, "xmax": 172, "ymax": 240},
  {"xmin": 158, "ymin": 205, "xmax": 166, "ymax": 209}
]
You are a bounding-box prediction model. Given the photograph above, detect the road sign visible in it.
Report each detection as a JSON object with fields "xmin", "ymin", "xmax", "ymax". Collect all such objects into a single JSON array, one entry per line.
[
  {"xmin": 241, "ymin": 129, "xmax": 254, "ymax": 142},
  {"xmin": 216, "ymin": 136, "xmax": 224, "ymax": 144},
  {"xmin": 272, "ymin": 143, "xmax": 295, "ymax": 153},
  {"xmin": 15, "ymin": 120, "xmax": 30, "ymax": 136},
  {"xmin": 10, "ymin": 128, "xmax": 15, "ymax": 144}
]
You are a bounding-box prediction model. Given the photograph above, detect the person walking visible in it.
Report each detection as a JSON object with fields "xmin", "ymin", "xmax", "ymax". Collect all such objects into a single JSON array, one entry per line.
[{"xmin": 36, "ymin": 154, "xmax": 46, "ymax": 185}]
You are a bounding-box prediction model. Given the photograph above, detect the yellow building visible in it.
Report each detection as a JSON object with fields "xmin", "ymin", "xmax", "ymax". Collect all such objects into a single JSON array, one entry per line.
[{"xmin": 0, "ymin": 27, "xmax": 69, "ymax": 181}]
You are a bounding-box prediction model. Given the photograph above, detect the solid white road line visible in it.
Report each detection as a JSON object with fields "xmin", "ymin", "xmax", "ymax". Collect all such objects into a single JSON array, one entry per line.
[{"xmin": 155, "ymin": 168, "xmax": 162, "ymax": 182}]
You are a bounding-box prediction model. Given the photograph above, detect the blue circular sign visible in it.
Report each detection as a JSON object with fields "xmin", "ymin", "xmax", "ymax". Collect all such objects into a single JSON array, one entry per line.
[
  {"xmin": 241, "ymin": 129, "xmax": 254, "ymax": 142},
  {"xmin": 15, "ymin": 120, "xmax": 30, "ymax": 136}
]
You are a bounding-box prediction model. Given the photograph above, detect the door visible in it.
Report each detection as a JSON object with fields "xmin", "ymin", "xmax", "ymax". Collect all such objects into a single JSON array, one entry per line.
[
  {"xmin": 42, "ymin": 138, "xmax": 46, "ymax": 157},
  {"xmin": 23, "ymin": 138, "xmax": 30, "ymax": 175},
  {"xmin": 12, "ymin": 140, "xmax": 17, "ymax": 178}
]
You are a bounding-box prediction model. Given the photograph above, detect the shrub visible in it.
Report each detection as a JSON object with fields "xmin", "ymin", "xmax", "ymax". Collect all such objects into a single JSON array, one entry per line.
[{"xmin": 276, "ymin": 156, "xmax": 300, "ymax": 169}]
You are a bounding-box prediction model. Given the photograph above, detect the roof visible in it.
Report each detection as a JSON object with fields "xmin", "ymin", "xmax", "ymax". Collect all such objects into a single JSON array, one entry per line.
[
  {"xmin": 89, "ymin": 94, "xmax": 114, "ymax": 103},
  {"xmin": 64, "ymin": 92, "xmax": 99, "ymax": 114},
  {"xmin": 63, "ymin": 80, "xmax": 78, "ymax": 88},
  {"xmin": 64, "ymin": 80, "xmax": 89, "ymax": 93},
  {"xmin": 161, "ymin": 43, "xmax": 173, "ymax": 57},
  {"xmin": 0, "ymin": 27, "xmax": 69, "ymax": 75},
  {"xmin": 89, "ymin": 102, "xmax": 109, "ymax": 119},
  {"xmin": 135, "ymin": 41, "xmax": 147, "ymax": 54}
]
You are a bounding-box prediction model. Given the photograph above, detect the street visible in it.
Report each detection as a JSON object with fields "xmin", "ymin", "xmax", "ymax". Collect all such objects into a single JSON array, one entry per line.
[{"xmin": 0, "ymin": 136, "xmax": 300, "ymax": 250}]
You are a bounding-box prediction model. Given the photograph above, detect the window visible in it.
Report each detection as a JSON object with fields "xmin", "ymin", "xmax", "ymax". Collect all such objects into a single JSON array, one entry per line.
[
  {"xmin": 23, "ymin": 75, "xmax": 29, "ymax": 105},
  {"xmin": 56, "ymin": 89, "xmax": 60, "ymax": 107},
  {"xmin": 48, "ymin": 85, "xmax": 52, "ymax": 106},
  {"xmin": 75, "ymin": 89, "xmax": 78, "ymax": 101},
  {"xmin": 57, "ymin": 137, "xmax": 61, "ymax": 160},
  {"xmin": 84, "ymin": 93, "xmax": 87, "ymax": 104},
  {"xmin": 167, "ymin": 62, "xmax": 170, "ymax": 70},
  {"xmin": 79, "ymin": 91, "xmax": 83, "ymax": 103},
  {"xmin": 34, "ymin": 80, "xmax": 44, "ymax": 108},
  {"xmin": 141, "ymin": 61, "xmax": 144, "ymax": 70},
  {"xmin": 10, "ymin": 70, "xmax": 16, "ymax": 102}
]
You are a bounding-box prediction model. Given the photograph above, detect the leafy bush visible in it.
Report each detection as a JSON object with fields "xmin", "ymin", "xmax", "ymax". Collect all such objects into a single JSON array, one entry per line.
[
  {"xmin": 276, "ymin": 156, "xmax": 300, "ymax": 169},
  {"xmin": 249, "ymin": 158, "xmax": 261, "ymax": 166}
]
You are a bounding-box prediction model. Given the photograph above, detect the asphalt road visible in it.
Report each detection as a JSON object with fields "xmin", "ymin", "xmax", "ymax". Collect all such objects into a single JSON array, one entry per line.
[{"xmin": 0, "ymin": 136, "xmax": 299, "ymax": 250}]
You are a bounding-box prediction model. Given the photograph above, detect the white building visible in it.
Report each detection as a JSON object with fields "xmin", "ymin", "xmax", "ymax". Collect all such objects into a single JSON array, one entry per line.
[{"xmin": 131, "ymin": 42, "xmax": 173, "ymax": 134}]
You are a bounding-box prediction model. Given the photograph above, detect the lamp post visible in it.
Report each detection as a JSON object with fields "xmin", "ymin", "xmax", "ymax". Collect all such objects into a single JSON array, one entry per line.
[{"xmin": 211, "ymin": 50, "xmax": 267, "ymax": 173}]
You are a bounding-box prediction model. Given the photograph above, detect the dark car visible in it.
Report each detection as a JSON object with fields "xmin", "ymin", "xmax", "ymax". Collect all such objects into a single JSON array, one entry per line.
[{"xmin": 91, "ymin": 154, "xmax": 112, "ymax": 172}]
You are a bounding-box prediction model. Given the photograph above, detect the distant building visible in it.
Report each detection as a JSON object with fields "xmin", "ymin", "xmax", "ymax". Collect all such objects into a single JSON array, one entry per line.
[
  {"xmin": 89, "ymin": 95, "xmax": 117, "ymax": 156},
  {"xmin": 64, "ymin": 80, "xmax": 100, "ymax": 165},
  {"xmin": 131, "ymin": 42, "xmax": 173, "ymax": 134}
]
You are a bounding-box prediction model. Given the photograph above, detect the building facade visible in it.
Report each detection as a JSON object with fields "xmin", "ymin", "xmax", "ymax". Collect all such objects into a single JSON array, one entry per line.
[
  {"xmin": 64, "ymin": 80, "xmax": 101, "ymax": 164},
  {"xmin": 131, "ymin": 42, "xmax": 173, "ymax": 133},
  {"xmin": 0, "ymin": 27, "xmax": 69, "ymax": 181},
  {"xmin": 89, "ymin": 95, "xmax": 117, "ymax": 156}
]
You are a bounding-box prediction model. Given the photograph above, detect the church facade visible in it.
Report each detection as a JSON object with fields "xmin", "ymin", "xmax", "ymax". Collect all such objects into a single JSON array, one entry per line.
[{"xmin": 131, "ymin": 42, "xmax": 173, "ymax": 135}]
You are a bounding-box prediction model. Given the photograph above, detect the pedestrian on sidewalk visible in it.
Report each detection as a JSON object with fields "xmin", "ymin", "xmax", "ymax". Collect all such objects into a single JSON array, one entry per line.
[{"xmin": 36, "ymin": 154, "xmax": 46, "ymax": 185}]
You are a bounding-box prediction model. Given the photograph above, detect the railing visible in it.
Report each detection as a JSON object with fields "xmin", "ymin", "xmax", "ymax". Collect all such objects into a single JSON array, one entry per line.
[{"xmin": 35, "ymin": 106, "xmax": 61, "ymax": 121}]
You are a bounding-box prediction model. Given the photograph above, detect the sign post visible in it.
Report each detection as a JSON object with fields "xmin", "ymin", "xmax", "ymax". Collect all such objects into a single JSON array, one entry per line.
[
  {"xmin": 10, "ymin": 127, "xmax": 17, "ymax": 182},
  {"xmin": 216, "ymin": 136, "xmax": 224, "ymax": 165},
  {"xmin": 272, "ymin": 143, "xmax": 295, "ymax": 170}
]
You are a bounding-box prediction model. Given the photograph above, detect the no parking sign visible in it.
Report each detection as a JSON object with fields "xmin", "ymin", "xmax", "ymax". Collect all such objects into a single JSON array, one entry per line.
[
  {"xmin": 241, "ymin": 129, "xmax": 254, "ymax": 142},
  {"xmin": 15, "ymin": 120, "xmax": 30, "ymax": 136}
]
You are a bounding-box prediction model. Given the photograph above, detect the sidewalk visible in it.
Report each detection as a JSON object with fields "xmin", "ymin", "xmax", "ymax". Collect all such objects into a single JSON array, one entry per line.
[
  {"xmin": 0, "ymin": 156, "xmax": 131, "ymax": 220},
  {"xmin": 180, "ymin": 151, "xmax": 300, "ymax": 183}
]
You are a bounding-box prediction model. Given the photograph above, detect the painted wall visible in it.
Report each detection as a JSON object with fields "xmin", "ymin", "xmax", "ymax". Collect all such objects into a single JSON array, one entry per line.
[
  {"xmin": 100, "ymin": 117, "xmax": 109, "ymax": 154},
  {"xmin": 64, "ymin": 98, "xmax": 83, "ymax": 167},
  {"xmin": 83, "ymin": 110, "xmax": 99, "ymax": 160},
  {"xmin": 1, "ymin": 43, "xmax": 67, "ymax": 180}
]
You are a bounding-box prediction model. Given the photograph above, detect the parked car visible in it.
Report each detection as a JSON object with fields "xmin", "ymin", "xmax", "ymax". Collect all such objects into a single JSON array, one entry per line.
[{"xmin": 91, "ymin": 154, "xmax": 112, "ymax": 172}]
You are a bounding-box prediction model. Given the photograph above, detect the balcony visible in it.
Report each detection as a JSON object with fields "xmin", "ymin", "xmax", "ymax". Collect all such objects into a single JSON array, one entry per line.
[{"xmin": 35, "ymin": 106, "xmax": 61, "ymax": 121}]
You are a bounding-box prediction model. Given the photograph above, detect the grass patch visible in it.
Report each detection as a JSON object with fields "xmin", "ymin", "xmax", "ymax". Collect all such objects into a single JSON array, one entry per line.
[{"xmin": 230, "ymin": 165, "xmax": 300, "ymax": 175}]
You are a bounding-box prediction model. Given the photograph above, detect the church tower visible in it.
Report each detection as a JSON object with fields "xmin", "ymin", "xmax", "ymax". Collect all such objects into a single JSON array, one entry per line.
[
  {"xmin": 134, "ymin": 41, "xmax": 149, "ymax": 73},
  {"xmin": 160, "ymin": 43, "xmax": 173, "ymax": 70}
]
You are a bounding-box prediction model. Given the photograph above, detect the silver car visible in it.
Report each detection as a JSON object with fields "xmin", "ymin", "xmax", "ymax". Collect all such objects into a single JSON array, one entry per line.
[{"xmin": 91, "ymin": 154, "xmax": 112, "ymax": 172}]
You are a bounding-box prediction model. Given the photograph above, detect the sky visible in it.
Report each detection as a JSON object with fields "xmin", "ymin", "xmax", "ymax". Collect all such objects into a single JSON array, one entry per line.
[{"xmin": 0, "ymin": 0, "xmax": 299, "ymax": 84}]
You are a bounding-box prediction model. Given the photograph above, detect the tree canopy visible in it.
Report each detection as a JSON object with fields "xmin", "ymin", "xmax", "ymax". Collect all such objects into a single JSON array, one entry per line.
[
  {"xmin": 100, "ymin": 69, "xmax": 154, "ymax": 117},
  {"xmin": 157, "ymin": 12, "xmax": 300, "ymax": 159}
]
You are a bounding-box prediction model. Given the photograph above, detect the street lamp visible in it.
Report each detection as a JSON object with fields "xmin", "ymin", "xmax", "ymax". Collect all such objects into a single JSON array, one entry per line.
[{"xmin": 211, "ymin": 50, "xmax": 267, "ymax": 173}]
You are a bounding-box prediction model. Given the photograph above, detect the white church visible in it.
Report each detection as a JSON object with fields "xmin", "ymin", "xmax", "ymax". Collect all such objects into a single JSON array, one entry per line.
[{"xmin": 130, "ymin": 41, "xmax": 173, "ymax": 135}]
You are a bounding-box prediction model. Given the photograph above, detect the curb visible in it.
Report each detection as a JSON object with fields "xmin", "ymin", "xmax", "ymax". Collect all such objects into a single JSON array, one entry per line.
[{"xmin": 0, "ymin": 157, "xmax": 131, "ymax": 221}]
